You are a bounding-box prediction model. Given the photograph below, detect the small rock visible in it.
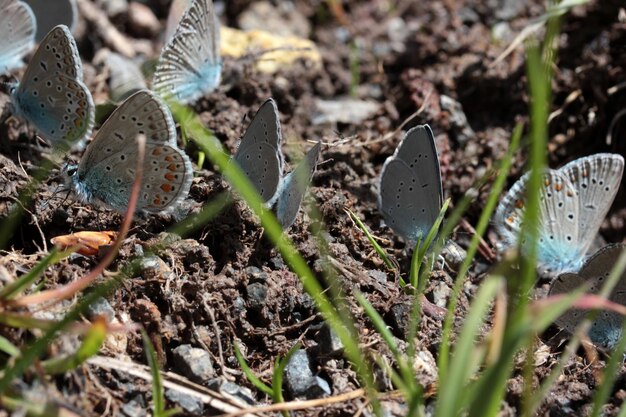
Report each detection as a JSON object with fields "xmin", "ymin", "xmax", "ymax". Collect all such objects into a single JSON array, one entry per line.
[
  {"xmin": 86, "ymin": 297, "xmax": 115, "ymax": 322},
  {"xmin": 284, "ymin": 349, "xmax": 331, "ymax": 399},
  {"xmin": 318, "ymin": 325, "xmax": 344, "ymax": 357},
  {"xmin": 494, "ymin": 0, "xmax": 526, "ymax": 20},
  {"xmin": 127, "ymin": 2, "xmax": 160, "ymax": 37},
  {"xmin": 207, "ymin": 378, "xmax": 256, "ymax": 406},
  {"xmin": 432, "ymin": 282, "xmax": 451, "ymax": 308},
  {"xmin": 440, "ymin": 95, "xmax": 475, "ymax": 145},
  {"xmin": 138, "ymin": 255, "xmax": 172, "ymax": 281},
  {"xmin": 313, "ymin": 98, "xmax": 380, "ymax": 125},
  {"xmin": 458, "ymin": 7, "xmax": 480, "ymax": 25},
  {"xmin": 245, "ymin": 266, "xmax": 268, "ymax": 283},
  {"xmin": 165, "ymin": 389, "xmax": 204, "ymax": 414},
  {"xmin": 368, "ymin": 270, "xmax": 388, "ymax": 284},
  {"xmin": 238, "ymin": 1, "xmax": 310, "ymax": 38},
  {"xmin": 246, "ymin": 282, "xmax": 268, "ymax": 311},
  {"xmin": 386, "ymin": 303, "xmax": 411, "ymax": 339},
  {"xmin": 269, "ymin": 255, "xmax": 286, "ymax": 270},
  {"xmin": 412, "ymin": 349, "xmax": 438, "ymax": 387},
  {"xmin": 120, "ymin": 395, "xmax": 145, "ymax": 417},
  {"xmin": 492, "ymin": 22, "xmax": 514, "ymax": 44},
  {"xmin": 172, "ymin": 345, "xmax": 214, "ymax": 383},
  {"xmin": 441, "ymin": 241, "xmax": 466, "ymax": 271}
]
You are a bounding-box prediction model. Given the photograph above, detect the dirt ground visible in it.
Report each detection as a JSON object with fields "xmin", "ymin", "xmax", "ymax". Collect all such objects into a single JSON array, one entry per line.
[{"xmin": 1, "ymin": 0, "xmax": 625, "ymax": 415}]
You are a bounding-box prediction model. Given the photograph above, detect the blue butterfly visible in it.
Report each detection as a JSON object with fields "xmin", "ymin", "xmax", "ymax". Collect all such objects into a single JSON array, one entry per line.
[
  {"xmin": 0, "ymin": 0, "xmax": 36, "ymax": 74},
  {"xmin": 378, "ymin": 125, "xmax": 443, "ymax": 245},
  {"xmin": 9, "ymin": 25, "xmax": 94, "ymax": 145},
  {"xmin": 232, "ymin": 99, "xmax": 320, "ymax": 229},
  {"xmin": 23, "ymin": 0, "xmax": 77, "ymax": 42},
  {"xmin": 495, "ymin": 154, "xmax": 624, "ymax": 277},
  {"xmin": 152, "ymin": 0, "xmax": 221, "ymax": 105},
  {"xmin": 549, "ymin": 244, "xmax": 626, "ymax": 349}
]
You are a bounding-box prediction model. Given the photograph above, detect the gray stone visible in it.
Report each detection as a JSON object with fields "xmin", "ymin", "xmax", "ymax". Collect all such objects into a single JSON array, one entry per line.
[
  {"xmin": 368, "ymin": 270, "xmax": 388, "ymax": 284},
  {"xmin": 207, "ymin": 378, "xmax": 256, "ymax": 406},
  {"xmin": 386, "ymin": 303, "xmax": 410, "ymax": 339},
  {"xmin": 172, "ymin": 345, "xmax": 214, "ymax": 384},
  {"xmin": 284, "ymin": 349, "xmax": 331, "ymax": 399},
  {"xmin": 441, "ymin": 241, "xmax": 466, "ymax": 271},
  {"xmin": 246, "ymin": 282, "xmax": 267, "ymax": 311},
  {"xmin": 165, "ymin": 389, "xmax": 203, "ymax": 414},
  {"xmin": 86, "ymin": 297, "xmax": 115, "ymax": 322},
  {"xmin": 440, "ymin": 95, "xmax": 475, "ymax": 145},
  {"xmin": 318, "ymin": 325, "xmax": 344, "ymax": 357},
  {"xmin": 119, "ymin": 395, "xmax": 144, "ymax": 417},
  {"xmin": 245, "ymin": 266, "xmax": 268, "ymax": 283}
]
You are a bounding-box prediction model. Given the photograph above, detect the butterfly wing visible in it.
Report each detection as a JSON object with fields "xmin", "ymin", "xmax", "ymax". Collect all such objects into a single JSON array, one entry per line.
[
  {"xmin": 559, "ymin": 154, "xmax": 624, "ymax": 254},
  {"xmin": 494, "ymin": 171, "xmax": 529, "ymax": 251},
  {"xmin": 0, "ymin": 0, "xmax": 36, "ymax": 73},
  {"xmin": 105, "ymin": 52, "xmax": 147, "ymax": 103},
  {"xmin": 275, "ymin": 142, "xmax": 321, "ymax": 230},
  {"xmin": 152, "ymin": 0, "xmax": 221, "ymax": 104},
  {"xmin": 11, "ymin": 25, "xmax": 94, "ymax": 144},
  {"xmin": 550, "ymin": 244, "xmax": 626, "ymax": 348},
  {"xmin": 23, "ymin": 0, "xmax": 77, "ymax": 42},
  {"xmin": 535, "ymin": 171, "xmax": 583, "ymax": 275},
  {"xmin": 378, "ymin": 125, "xmax": 442, "ymax": 244},
  {"xmin": 495, "ymin": 169, "xmax": 583, "ymax": 276},
  {"xmin": 164, "ymin": 0, "xmax": 190, "ymax": 43},
  {"xmin": 233, "ymin": 99, "xmax": 283, "ymax": 203},
  {"xmin": 74, "ymin": 89, "xmax": 192, "ymax": 213}
]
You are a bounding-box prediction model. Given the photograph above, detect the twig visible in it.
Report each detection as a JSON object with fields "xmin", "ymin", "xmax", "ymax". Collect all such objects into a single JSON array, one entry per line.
[
  {"xmin": 87, "ymin": 356, "xmax": 259, "ymax": 417},
  {"xmin": 220, "ymin": 388, "xmax": 366, "ymax": 417}
]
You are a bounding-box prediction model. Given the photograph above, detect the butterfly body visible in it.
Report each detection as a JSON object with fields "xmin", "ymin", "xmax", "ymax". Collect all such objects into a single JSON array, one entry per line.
[
  {"xmin": 65, "ymin": 89, "xmax": 193, "ymax": 214},
  {"xmin": 9, "ymin": 25, "xmax": 94, "ymax": 145},
  {"xmin": 0, "ymin": 0, "xmax": 36, "ymax": 73},
  {"xmin": 378, "ymin": 125, "xmax": 443, "ymax": 245},
  {"xmin": 153, "ymin": 0, "xmax": 221, "ymax": 105},
  {"xmin": 495, "ymin": 154, "xmax": 624, "ymax": 277}
]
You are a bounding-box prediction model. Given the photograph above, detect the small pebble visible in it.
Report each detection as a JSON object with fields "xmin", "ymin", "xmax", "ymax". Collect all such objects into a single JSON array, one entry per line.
[
  {"xmin": 284, "ymin": 349, "xmax": 331, "ymax": 399},
  {"xmin": 165, "ymin": 389, "xmax": 204, "ymax": 414},
  {"xmin": 172, "ymin": 345, "xmax": 214, "ymax": 384},
  {"xmin": 318, "ymin": 324, "xmax": 344, "ymax": 357},
  {"xmin": 207, "ymin": 378, "xmax": 256, "ymax": 406}
]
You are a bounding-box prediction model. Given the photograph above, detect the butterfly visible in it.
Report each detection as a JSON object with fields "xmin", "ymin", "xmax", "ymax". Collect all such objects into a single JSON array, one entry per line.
[
  {"xmin": 494, "ymin": 153, "xmax": 624, "ymax": 277},
  {"xmin": 378, "ymin": 125, "xmax": 443, "ymax": 245},
  {"xmin": 233, "ymin": 98, "xmax": 284, "ymax": 204},
  {"xmin": 232, "ymin": 99, "xmax": 320, "ymax": 229},
  {"xmin": 8, "ymin": 25, "xmax": 94, "ymax": 145},
  {"xmin": 549, "ymin": 244, "xmax": 626, "ymax": 349},
  {"xmin": 22, "ymin": 0, "xmax": 77, "ymax": 42},
  {"xmin": 0, "ymin": 0, "xmax": 36, "ymax": 74},
  {"xmin": 152, "ymin": 0, "xmax": 221, "ymax": 105},
  {"xmin": 64, "ymin": 89, "xmax": 193, "ymax": 214}
]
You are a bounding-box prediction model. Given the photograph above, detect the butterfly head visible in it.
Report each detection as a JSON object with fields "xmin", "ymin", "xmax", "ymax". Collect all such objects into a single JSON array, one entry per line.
[{"xmin": 61, "ymin": 162, "xmax": 93, "ymax": 204}]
